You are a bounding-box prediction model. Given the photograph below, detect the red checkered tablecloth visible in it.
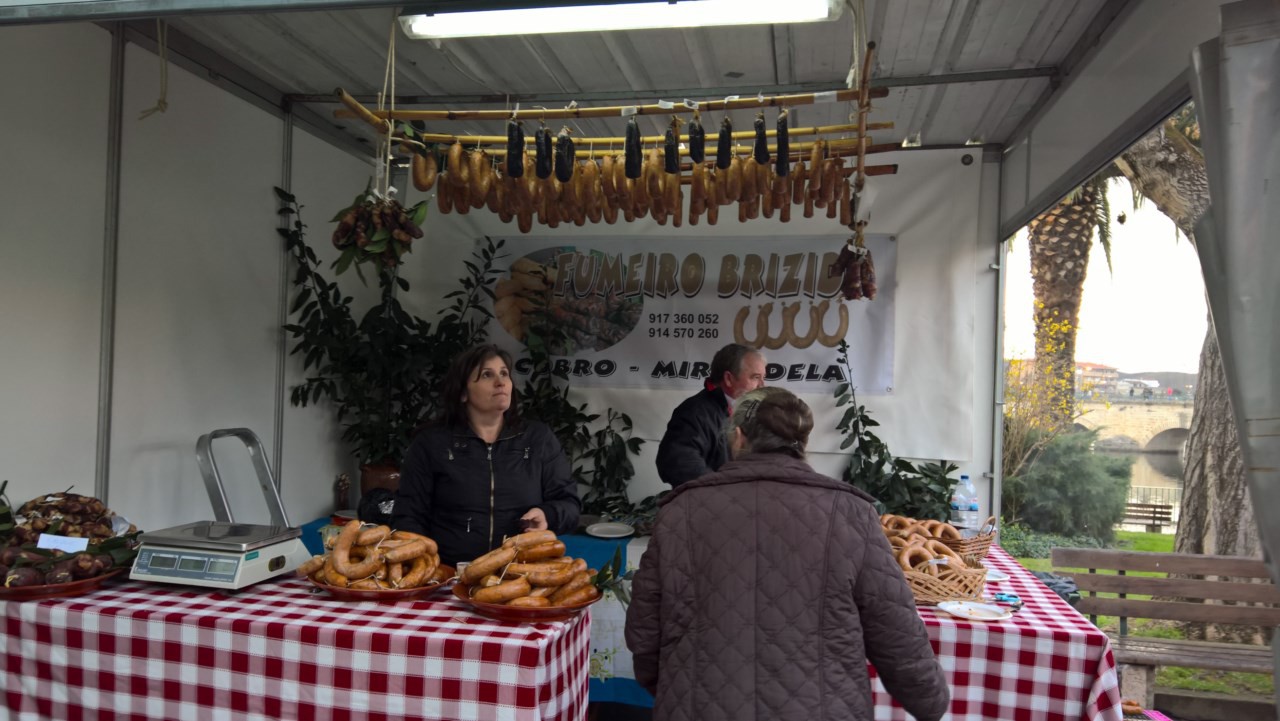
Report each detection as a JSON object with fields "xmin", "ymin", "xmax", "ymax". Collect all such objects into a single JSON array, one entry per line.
[
  {"xmin": 1, "ymin": 575, "xmax": 590, "ymax": 721},
  {"xmin": 869, "ymin": 546, "xmax": 1123, "ymax": 721}
]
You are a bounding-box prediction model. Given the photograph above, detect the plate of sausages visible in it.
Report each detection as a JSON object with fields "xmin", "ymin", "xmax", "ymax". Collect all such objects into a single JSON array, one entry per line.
[
  {"xmin": 452, "ymin": 529, "xmax": 602, "ymax": 623},
  {"xmin": 452, "ymin": 577, "xmax": 601, "ymax": 623},
  {"xmin": 309, "ymin": 564, "xmax": 454, "ymax": 602}
]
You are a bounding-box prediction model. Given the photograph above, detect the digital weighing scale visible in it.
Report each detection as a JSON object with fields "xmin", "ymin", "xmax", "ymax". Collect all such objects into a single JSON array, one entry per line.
[
  {"xmin": 130, "ymin": 428, "xmax": 314, "ymax": 590},
  {"xmin": 132, "ymin": 521, "xmax": 310, "ymax": 590}
]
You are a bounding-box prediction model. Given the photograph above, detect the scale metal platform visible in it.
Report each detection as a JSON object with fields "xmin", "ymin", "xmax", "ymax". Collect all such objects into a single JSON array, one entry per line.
[{"xmin": 130, "ymin": 428, "xmax": 313, "ymax": 590}]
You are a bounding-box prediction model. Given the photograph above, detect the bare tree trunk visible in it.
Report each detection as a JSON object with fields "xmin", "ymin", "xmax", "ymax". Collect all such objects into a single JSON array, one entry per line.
[{"xmin": 1175, "ymin": 318, "xmax": 1254, "ymax": 558}]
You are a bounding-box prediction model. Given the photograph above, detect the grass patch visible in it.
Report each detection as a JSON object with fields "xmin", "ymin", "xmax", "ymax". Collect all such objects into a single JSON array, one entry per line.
[
  {"xmin": 1157, "ymin": 667, "xmax": 1274, "ymax": 696},
  {"xmin": 1113, "ymin": 530, "xmax": 1174, "ymax": 553}
]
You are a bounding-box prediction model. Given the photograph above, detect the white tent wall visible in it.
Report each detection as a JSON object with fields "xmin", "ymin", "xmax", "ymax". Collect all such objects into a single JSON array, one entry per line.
[
  {"xmin": 0, "ymin": 22, "xmax": 110, "ymax": 508},
  {"xmin": 393, "ymin": 149, "xmax": 1000, "ymax": 515},
  {"xmin": 110, "ymin": 40, "xmax": 284, "ymax": 528},
  {"xmin": 1000, "ymin": 0, "xmax": 1229, "ymax": 239},
  {"xmin": 279, "ymin": 128, "xmax": 376, "ymax": 520},
  {"xmin": 0, "ymin": 23, "xmax": 372, "ymax": 530}
]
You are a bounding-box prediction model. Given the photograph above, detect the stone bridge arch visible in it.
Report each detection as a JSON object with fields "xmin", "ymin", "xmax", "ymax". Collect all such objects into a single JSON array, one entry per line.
[{"xmin": 1077, "ymin": 401, "xmax": 1193, "ymax": 452}]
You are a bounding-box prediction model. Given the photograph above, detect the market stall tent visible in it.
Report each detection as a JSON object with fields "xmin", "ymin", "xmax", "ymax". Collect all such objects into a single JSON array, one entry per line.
[{"xmin": 2, "ymin": 2, "xmax": 1276, "ymax": 651}]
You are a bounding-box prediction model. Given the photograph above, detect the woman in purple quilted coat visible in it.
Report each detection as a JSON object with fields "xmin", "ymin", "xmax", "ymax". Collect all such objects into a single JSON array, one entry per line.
[{"xmin": 625, "ymin": 387, "xmax": 950, "ymax": 721}]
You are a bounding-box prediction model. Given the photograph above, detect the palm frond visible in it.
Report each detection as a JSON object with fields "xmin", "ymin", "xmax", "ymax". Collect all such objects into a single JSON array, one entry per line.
[{"xmin": 1091, "ymin": 179, "xmax": 1113, "ymax": 273}]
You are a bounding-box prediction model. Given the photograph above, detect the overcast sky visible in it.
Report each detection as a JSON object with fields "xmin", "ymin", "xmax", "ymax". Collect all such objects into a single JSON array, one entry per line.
[{"xmin": 1003, "ymin": 182, "xmax": 1209, "ymax": 375}]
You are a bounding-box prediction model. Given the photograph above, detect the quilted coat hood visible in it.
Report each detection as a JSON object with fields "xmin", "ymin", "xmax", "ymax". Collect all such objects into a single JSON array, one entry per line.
[{"xmin": 625, "ymin": 453, "xmax": 950, "ymax": 721}]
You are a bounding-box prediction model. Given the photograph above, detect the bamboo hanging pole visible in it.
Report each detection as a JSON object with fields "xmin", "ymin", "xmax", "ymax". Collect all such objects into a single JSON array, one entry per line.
[
  {"xmin": 335, "ymin": 85, "xmax": 888, "ymax": 123},
  {"xmin": 473, "ymin": 136, "xmax": 867, "ymax": 159},
  {"xmin": 395, "ymin": 121, "xmax": 892, "ymax": 148},
  {"xmin": 338, "ymin": 88, "xmax": 390, "ymax": 130},
  {"xmin": 855, "ymin": 42, "xmax": 876, "ymax": 191},
  {"xmin": 676, "ymin": 163, "xmax": 898, "ymax": 185}
]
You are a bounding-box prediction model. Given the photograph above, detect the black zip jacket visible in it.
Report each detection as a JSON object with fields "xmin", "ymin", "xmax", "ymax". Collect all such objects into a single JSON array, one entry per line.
[
  {"xmin": 655, "ymin": 386, "xmax": 731, "ymax": 488},
  {"xmin": 392, "ymin": 420, "xmax": 580, "ymax": 566}
]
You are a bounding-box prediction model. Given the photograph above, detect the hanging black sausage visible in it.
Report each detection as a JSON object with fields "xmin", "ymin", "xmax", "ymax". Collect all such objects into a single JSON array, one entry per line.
[
  {"xmin": 716, "ymin": 117, "xmax": 733, "ymax": 170},
  {"xmin": 506, "ymin": 120, "xmax": 524, "ymax": 178},
  {"xmin": 554, "ymin": 128, "xmax": 575, "ymax": 182},
  {"xmin": 688, "ymin": 115, "xmax": 705, "ymax": 164},
  {"xmin": 775, "ymin": 110, "xmax": 789, "ymax": 177},
  {"xmin": 624, "ymin": 116, "xmax": 642, "ymax": 179},
  {"xmin": 534, "ymin": 126, "xmax": 552, "ymax": 179},
  {"xmin": 664, "ymin": 119, "xmax": 680, "ymax": 174},
  {"xmin": 753, "ymin": 111, "xmax": 769, "ymax": 166}
]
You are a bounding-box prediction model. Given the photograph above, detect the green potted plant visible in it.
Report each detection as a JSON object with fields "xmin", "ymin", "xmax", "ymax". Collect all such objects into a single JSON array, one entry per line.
[{"xmin": 274, "ymin": 187, "xmax": 504, "ymax": 496}]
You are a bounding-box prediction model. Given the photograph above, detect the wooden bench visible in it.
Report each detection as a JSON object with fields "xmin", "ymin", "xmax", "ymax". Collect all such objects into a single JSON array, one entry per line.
[
  {"xmin": 1051, "ymin": 548, "xmax": 1280, "ymax": 707},
  {"xmin": 1123, "ymin": 502, "xmax": 1173, "ymax": 532}
]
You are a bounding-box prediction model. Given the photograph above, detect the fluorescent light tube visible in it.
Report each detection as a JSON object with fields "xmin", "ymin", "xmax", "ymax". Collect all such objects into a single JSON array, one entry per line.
[{"xmin": 401, "ymin": 0, "xmax": 841, "ymax": 40}]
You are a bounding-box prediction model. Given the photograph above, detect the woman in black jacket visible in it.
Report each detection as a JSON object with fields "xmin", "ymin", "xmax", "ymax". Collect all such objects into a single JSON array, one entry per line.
[{"xmin": 392, "ymin": 345, "xmax": 580, "ymax": 565}]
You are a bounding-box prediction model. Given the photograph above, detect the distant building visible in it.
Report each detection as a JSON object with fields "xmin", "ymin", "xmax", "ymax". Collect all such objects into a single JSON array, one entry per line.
[{"xmin": 1075, "ymin": 362, "xmax": 1119, "ymax": 393}]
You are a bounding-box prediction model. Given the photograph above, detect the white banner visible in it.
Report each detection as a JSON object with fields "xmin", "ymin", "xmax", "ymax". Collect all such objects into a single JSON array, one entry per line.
[{"xmin": 487, "ymin": 234, "xmax": 896, "ymax": 394}]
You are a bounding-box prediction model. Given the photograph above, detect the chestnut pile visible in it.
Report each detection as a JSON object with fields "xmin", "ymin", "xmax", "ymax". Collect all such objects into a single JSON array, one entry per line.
[{"xmin": 1, "ymin": 489, "xmax": 139, "ymax": 588}]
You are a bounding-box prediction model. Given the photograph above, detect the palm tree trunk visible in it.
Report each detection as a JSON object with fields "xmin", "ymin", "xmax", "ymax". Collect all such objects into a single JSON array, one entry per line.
[{"xmin": 1026, "ymin": 186, "xmax": 1098, "ymax": 425}]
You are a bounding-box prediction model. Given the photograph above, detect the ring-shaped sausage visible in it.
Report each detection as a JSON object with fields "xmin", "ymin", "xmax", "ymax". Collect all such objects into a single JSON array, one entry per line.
[
  {"xmin": 897, "ymin": 545, "xmax": 937, "ymax": 576},
  {"xmin": 935, "ymin": 523, "xmax": 963, "ymax": 541},
  {"xmin": 926, "ymin": 540, "xmax": 965, "ymax": 565}
]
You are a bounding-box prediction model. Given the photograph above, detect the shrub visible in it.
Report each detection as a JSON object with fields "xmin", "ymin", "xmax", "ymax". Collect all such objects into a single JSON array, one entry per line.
[
  {"xmin": 998, "ymin": 522, "xmax": 1106, "ymax": 558},
  {"xmin": 1002, "ymin": 429, "xmax": 1131, "ymax": 543}
]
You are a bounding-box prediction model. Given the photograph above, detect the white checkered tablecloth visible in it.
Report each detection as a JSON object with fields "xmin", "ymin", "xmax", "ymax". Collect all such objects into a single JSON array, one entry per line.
[
  {"xmin": 870, "ymin": 546, "xmax": 1123, "ymax": 721},
  {"xmin": 0, "ymin": 575, "xmax": 590, "ymax": 721}
]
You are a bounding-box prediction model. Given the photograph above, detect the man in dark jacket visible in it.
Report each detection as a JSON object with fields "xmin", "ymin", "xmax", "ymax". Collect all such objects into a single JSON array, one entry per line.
[{"xmin": 655, "ymin": 343, "xmax": 766, "ymax": 487}]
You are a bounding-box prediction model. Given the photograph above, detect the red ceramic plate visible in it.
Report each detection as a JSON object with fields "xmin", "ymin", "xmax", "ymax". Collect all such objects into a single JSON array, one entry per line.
[
  {"xmin": 0, "ymin": 567, "xmax": 128, "ymax": 601},
  {"xmin": 308, "ymin": 564, "xmax": 454, "ymax": 602},
  {"xmin": 452, "ymin": 580, "xmax": 601, "ymax": 623}
]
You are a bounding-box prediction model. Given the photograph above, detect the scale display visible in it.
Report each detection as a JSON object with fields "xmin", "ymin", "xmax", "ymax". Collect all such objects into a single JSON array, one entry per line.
[{"xmin": 134, "ymin": 548, "xmax": 242, "ymax": 582}]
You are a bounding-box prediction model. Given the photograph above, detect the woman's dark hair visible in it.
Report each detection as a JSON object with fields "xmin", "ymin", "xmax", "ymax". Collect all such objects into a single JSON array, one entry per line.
[
  {"xmin": 437, "ymin": 344, "xmax": 520, "ymax": 429},
  {"xmin": 728, "ymin": 387, "xmax": 813, "ymax": 459}
]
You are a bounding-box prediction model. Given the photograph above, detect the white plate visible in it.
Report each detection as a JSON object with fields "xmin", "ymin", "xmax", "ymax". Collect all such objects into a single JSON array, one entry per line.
[
  {"xmin": 586, "ymin": 522, "xmax": 635, "ymax": 539},
  {"xmin": 936, "ymin": 601, "xmax": 1013, "ymax": 622},
  {"xmin": 986, "ymin": 568, "xmax": 1010, "ymax": 582}
]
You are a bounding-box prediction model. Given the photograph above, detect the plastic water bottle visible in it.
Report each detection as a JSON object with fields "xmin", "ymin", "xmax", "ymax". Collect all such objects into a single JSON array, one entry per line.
[{"xmin": 951, "ymin": 474, "xmax": 980, "ymax": 531}]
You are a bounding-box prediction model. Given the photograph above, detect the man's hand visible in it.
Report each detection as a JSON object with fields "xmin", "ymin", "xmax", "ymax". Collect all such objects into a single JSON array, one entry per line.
[{"xmin": 520, "ymin": 507, "xmax": 548, "ymax": 531}]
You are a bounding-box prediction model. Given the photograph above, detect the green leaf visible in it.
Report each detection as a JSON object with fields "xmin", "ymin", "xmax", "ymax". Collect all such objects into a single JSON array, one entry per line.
[
  {"xmin": 273, "ymin": 187, "xmax": 295, "ymax": 203},
  {"xmin": 410, "ymin": 201, "xmax": 429, "ymax": 226},
  {"xmin": 334, "ymin": 246, "xmax": 357, "ymax": 275},
  {"xmin": 365, "ymin": 240, "xmax": 388, "ymax": 254},
  {"xmin": 370, "ymin": 228, "xmax": 391, "ymax": 244},
  {"xmin": 290, "ymin": 288, "xmax": 312, "ymax": 314}
]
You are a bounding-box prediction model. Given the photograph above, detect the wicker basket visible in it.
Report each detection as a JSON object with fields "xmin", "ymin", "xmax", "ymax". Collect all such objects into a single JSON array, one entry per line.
[
  {"xmin": 902, "ymin": 558, "xmax": 987, "ymax": 606},
  {"xmin": 939, "ymin": 516, "xmax": 998, "ymax": 559}
]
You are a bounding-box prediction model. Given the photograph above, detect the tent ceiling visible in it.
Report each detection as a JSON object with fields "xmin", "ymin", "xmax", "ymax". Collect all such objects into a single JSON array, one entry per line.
[{"xmin": 139, "ymin": 0, "xmax": 1112, "ymax": 151}]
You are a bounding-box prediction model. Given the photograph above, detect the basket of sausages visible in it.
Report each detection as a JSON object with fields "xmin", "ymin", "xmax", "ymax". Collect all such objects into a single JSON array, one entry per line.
[
  {"xmin": 881, "ymin": 515, "xmax": 986, "ymax": 606},
  {"xmin": 454, "ymin": 529, "xmax": 601, "ymax": 623},
  {"xmin": 296, "ymin": 519, "xmax": 452, "ymax": 601}
]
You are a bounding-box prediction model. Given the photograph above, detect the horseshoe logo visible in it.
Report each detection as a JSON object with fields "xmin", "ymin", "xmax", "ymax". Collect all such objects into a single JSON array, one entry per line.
[{"xmin": 734, "ymin": 300, "xmax": 849, "ymax": 349}]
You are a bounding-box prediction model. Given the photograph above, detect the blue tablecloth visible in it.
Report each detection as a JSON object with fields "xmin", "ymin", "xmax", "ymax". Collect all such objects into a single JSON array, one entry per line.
[
  {"xmin": 562, "ymin": 532, "xmax": 655, "ymax": 709},
  {"xmin": 299, "ymin": 516, "xmax": 330, "ymax": 557}
]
